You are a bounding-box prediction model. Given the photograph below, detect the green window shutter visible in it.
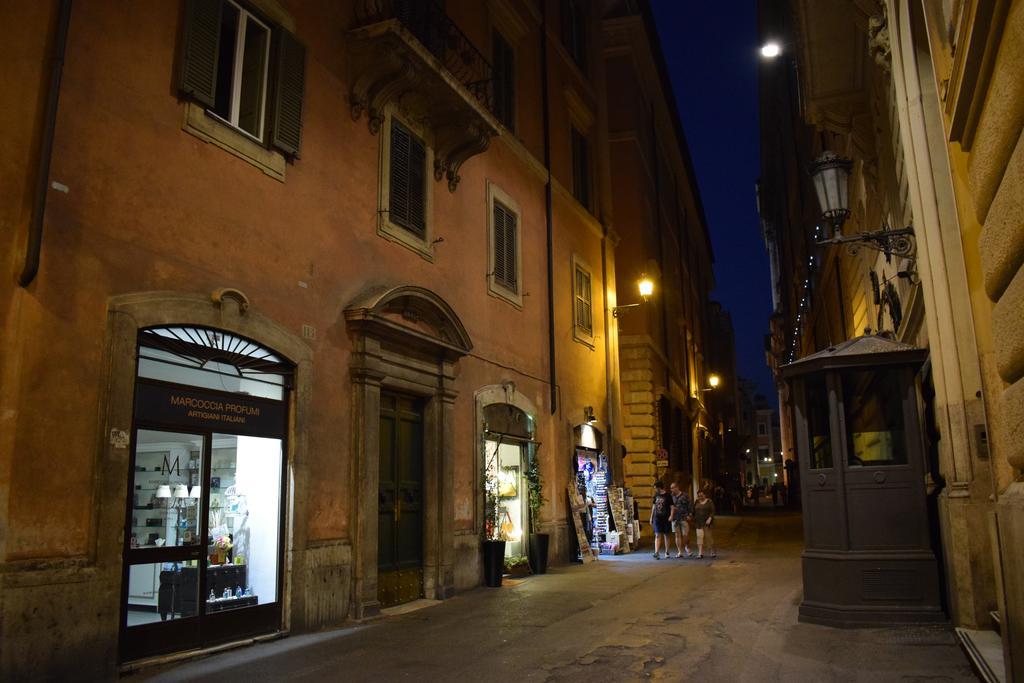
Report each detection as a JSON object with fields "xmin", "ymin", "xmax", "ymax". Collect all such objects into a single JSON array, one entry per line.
[
  {"xmin": 493, "ymin": 203, "xmax": 508, "ymax": 286},
  {"xmin": 575, "ymin": 267, "xmax": 592, "ymax": 333},
  {"xmin": 390, "ymin": 123, "xmax": 412, "ymax": 229},
  {"xmin": 270, "ymin": 28, "xmax": 306, "ymax": 156},
  {"xmin": 408, "ymin": 135, "xmax": 426, "ymax": 237},
  {"xmin": 492, "ymin": 202, "xmax": 517, "ymax": 293},
  {"xmin": 575, "ymin": 269, "xmax": 584, "ymax": 328},
  {"xmin": 177, "ymin": 0, "xmax": 223, "ymax": 107},
  {"xmin": 571, "ymin": 127, "xmax": 590, "ymax": 208},
  {"xmin": 504, "ymin": 210, "xmax": 517, "ymax": 292},
  {"xmin": 390, "ymin": 122, "xmax": 426, "ymax": 238},
  {"xmin": 492, "ymin": 30, "xmax": 515, "ymax": 130}
]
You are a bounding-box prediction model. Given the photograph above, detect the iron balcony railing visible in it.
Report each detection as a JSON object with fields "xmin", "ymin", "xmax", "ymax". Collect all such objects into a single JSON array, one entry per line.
[{"xmin": 355, "ymin": 0, "xmax": 494, "ymax": 112}]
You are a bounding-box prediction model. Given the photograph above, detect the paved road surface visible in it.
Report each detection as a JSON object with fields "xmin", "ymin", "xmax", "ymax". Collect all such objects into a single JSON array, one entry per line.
[{"xmin": 140, "ymin": 512, "xmax": 975, "ymax": 682}]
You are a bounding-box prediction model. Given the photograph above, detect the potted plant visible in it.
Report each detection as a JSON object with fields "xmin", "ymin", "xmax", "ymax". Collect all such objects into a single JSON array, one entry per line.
[
  {"xmin": 504, "ymin": 555, "xmax": 531, "ymax": 577},
  {"xmin": 526, "ymin": 451, "xmax": 550, "ymax": 574},
  {"xmin": 482, "ymin": 449, "xmax": 506, "ymax": 587}
]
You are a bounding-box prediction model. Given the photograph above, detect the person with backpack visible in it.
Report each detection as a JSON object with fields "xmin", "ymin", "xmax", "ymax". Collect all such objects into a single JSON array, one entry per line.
[
  {"xmin": 649, "ymin": 480, "xmax": 672, "ymax": 560},
  {"xmin": 669, "ymin": 481, "xmax": 692, "ymax": 558}
]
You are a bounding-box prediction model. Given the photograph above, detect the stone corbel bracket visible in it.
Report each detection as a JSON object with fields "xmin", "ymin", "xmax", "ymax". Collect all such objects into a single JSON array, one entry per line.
[
  {"xmin": 432, "ymin": 120, "xmax": 493, "ymax": 192},
  {"xmin": 348, "ymin": 54, "xmax": 420, "ymax": 135},
  {"xmin": 867, "ymin": 13, "xmax": 891, "ymax": 74}
]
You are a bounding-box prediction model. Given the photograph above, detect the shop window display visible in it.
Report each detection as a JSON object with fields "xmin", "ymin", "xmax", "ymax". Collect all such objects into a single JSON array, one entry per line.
[
  {"xmin": 126, "ymin": 561, "xmax": 200, "ymax": 626},
  {"xmin": 129, "ymin": 430, "xmax": 204, "ymax": 551},
  {"xmin": 206, "ymin": 433, "xmax": 282, "ymax": 610},
  {"xmin": 125, "ymin": 429, "xmax": 204, "ymax": 626},
  {"xmin": 485, "ymin": 439, "xmax": 526, "ymax": 557}
]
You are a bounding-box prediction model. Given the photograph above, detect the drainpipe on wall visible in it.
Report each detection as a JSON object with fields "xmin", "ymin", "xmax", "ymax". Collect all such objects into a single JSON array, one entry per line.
[
  {"xmin": 540, "ymin": 1, "xmax": 556, "ymax": 416},
  {"xmin": 600, "ymin": 222, "xmax": 619, "ymax": 484},
  {"xmin": 19, "ymin": 0, "xmax": 72, "ymax": 287}
]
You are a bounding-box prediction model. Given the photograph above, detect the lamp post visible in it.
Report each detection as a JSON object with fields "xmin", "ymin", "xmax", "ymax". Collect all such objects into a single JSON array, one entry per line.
[{"xmin": 809, "ymin": 151, "xmax": 915, "ymax": 259}]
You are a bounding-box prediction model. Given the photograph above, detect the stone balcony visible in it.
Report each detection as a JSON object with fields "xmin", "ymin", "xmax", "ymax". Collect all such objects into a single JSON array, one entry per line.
[{"xmin": 348, "ymin": 0, "xmax": 500, "ymax": 191}]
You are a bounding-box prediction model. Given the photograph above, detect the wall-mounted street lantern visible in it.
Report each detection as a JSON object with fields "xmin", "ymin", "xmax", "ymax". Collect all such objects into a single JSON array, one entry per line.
[
  {"xmin": 810, "ymin": 151, "xmax": 915, "ymax": 260},
  {"xmin": 699, "ymin": 373, "xmax": 721, "ymax": 393},
  {"xmin": 612, "ymin": 276, "xmax": 655, "ymax": 318}
]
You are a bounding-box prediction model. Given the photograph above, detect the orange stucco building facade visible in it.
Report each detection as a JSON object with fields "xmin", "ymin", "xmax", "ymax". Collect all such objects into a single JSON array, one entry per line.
[{"xmin": 1, "ymin": 1, "xmax": 723, "ymax": 677}]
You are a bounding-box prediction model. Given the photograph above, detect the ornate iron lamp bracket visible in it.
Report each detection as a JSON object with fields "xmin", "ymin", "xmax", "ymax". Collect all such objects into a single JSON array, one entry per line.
[{"xmin": 816, "ymin": 225, "xmax": 915, "ymax": 260}]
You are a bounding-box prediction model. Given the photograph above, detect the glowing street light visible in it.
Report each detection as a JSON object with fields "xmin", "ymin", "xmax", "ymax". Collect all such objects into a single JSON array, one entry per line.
[
  {"xmin": 612, "ymin": 275, "xmax": 656, "ymax": 317},
  {"xmin": 638, "ymin": 277, "xmax": 654, "ymax": 301},
  {"xmin": 700, "ymin": 373, "xmax": 721, "ymax": 393},
  {"xmin": 760, "ymin": 42, "xmax": 781, "ymax": 58}
]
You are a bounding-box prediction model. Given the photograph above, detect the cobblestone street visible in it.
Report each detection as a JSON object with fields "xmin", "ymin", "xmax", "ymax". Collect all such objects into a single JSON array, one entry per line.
[{"xmin": 140, "ymin": 512, "xmax": 975, "ymax": 682}]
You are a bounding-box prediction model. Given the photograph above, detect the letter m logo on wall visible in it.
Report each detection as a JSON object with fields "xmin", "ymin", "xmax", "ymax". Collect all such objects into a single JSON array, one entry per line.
[{"xmin": 162, "ymin": 455, "xmax": 181, "ymax": 476}]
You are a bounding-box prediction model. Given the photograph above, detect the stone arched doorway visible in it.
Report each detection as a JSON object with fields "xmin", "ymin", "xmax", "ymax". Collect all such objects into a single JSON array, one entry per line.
[
  {"xmin": 345, "ymin": 286, "xmax": 472, "ymax": 616},
  {"xmin": 475, "ymin": 385, "xmax": 540, "ymax": 567},
  {"xmin": 97, "ymin": 289, "xmax": 313, "ymax": 661}
]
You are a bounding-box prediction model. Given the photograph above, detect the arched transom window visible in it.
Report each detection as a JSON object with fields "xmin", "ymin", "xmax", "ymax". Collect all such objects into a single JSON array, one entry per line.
[{"xmin": 137, "ymin": 326, "xmax": 293, "ymax": 400}]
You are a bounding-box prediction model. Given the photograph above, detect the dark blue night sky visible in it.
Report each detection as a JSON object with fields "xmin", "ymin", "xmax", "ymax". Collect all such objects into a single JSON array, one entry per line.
[{"xmin": 650, "ymin": 0, "xmax": 775, "ymax": 402}]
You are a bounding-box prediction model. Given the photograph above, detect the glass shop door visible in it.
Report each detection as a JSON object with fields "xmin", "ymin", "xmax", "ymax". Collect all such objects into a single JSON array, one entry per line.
[
  {"xmin": 120, "ymin": 428, "xmax": 207, "ymax": 661},
  {"xmin": 200, "ymin": 432, "xmax": 285, "ymax": 644}
]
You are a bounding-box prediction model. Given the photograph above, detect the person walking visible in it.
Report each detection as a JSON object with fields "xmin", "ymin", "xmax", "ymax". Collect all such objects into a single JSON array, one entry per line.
[
  {"xmin": 650, "ymin": 480, "xmax": 672, "ymax": 560},
  {"xmin": 669, "ymin": 482, "xmax": 692, "ymax": 558},
  {"xmin": 693, "ymin": 489, "xmax": 716, "ymax": 559}
]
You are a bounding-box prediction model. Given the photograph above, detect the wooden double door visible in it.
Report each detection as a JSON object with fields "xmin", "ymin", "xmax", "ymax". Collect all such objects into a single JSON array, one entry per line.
[{"xmin": 377, "ymin": 393, "xmax": 424, "ymax": 607}]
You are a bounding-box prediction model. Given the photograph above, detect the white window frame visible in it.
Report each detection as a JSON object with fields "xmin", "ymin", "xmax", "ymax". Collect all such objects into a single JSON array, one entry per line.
[
  {"xmin": 377, "ymin": 107, "xmax": 436, "ymax": 261},
  {"xmin": 208, "ymin": 1, "xmax": 271, "ymax": 143},
  {"xmin": 572, "ymin": 254, "xmax": 595, "ymax": 347},
  {"xmin": 486, "ymin": 182, "xmax": 523, "ymax": 308}
]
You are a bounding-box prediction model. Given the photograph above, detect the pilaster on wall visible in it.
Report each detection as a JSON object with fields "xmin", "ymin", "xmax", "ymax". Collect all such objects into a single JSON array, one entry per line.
[
  {"xmin": 886, "ymin": 0, "xmax": 999, "ymax": 634},
  {"xmin": 621, "ymin": 339, "xmax": 659, "ymax": 521}
]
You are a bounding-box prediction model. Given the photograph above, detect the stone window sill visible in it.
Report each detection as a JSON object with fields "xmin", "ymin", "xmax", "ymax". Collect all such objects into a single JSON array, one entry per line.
[
  {"xmin": 487, "ymin": 282, "xmax": 523, "ymax": 310},
  {"xmin": 182, "ymin": 102, "xmax": 286, "ymax": 182},
  {"xmin": 377, "ymin": 219, "xmax": 435, "ymax": 262},
  {"xmin": 573, "ymin": 327, "xmax": 596, "ymax": 349}
]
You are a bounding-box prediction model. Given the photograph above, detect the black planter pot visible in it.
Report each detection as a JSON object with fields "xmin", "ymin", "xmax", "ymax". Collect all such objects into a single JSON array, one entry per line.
[
  {"xmin": 528, "ymin": 533, "xmax": 550, "ymax": 575},
  {"xmin": 482, "ymin": 540, "xmax": 506, "ymax": 587}
]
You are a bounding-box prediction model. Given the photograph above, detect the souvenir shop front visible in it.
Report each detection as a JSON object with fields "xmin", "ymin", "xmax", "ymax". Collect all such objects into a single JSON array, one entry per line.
[
  {"xmin": 570, "ymin": 425, "xmax": 636, "ymax": 558},
  {"xmin": 119, "ymin": 326, "xmax": 291, "ymax": 662}
]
